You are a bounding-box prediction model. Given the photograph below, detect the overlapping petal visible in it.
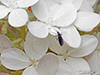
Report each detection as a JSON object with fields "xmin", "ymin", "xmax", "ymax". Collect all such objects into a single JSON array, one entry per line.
[
  {"xmin": 31, "ymin": 0, "xmax": 49, "ymax": 22},
  {"xmin": 0, "ymin": 0, "xmax": 12, "ymax": 7},
  {"xmin": 37, "ymin": 53, "xmax": 59, "ymax": 75},
  {"xmin": 22, "ymin": 66, "xmax": 39, "ymax": 75},
  {"xmin": 8, "ymin": 9, "xmax": 28, "ymax": 27},
  {"xmin": 67, "ymin": 57, "xmax": 90, "ymax": 75},
  {"xmin": 61, "ymin": 25, "xmax": 81, "ymax": 48},
  {"xmin": 68, "ymin": 35, "xmax": 98, "ymax": 57},
  {"xmin": 28, "ymin": 21, "xmax": 49, "ymax": 38},
  {"xmin": 0, "ymin": 5, "xmax": 10, "ymax": 19},
  {"xmin": 79, "ymin": 0, "xmax": 93, "ymax": 12},
  {"xmin": 86, "ymin": 51, "xmax": 100, "ymax": 74},
  {"xmin": 1, "ymin": 48, "xmax": 31, "ymax": 70},
  {"xmin": 87, "ymin": 0, "xmax": 98, "ymax": 6},
  {"xmin": 17, "ymin": 0, "xmax": 39, "ymax": 8},
  {"xmin": 0, "ymin": 34, "xmax": 12, "ymax": 53},
  {"xmin": 54, "ymin": 4, "xmax": 77, "ymax": 27},
  {"xmin": 74, "ymin": 12, "xmax": 100, "ymax": 32},
  {"xmin": 55, "ymin": 58, "xmax": 72, "ymax": 75},
  {"xmin": 72, "ymin": 0, "xmax": 83, "ymax": 10},
  {"xmin": 24, "ymin": 32, "xmax": 49, "ymax": 60},
  {"xmin": 49, "ymin": 34, "xmax": 64, "ymax": 54}
]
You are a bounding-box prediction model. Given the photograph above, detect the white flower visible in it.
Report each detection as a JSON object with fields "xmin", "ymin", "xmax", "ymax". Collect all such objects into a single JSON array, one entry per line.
[
  {"xmin": 25, "ymin": 32, "xmax": 98, "ymax": 75},
  {"xmin": 0, "ymin": 0, "xmax": 39, "ymax": 27},
  {"xmin": 49, "ymin": 34, "xmax": 98, "ymax": 75},
  {"xmin": 28, "ymin": 0, "xmax": 77, "ymax": 37},
  {"xmin": 1, "ymin": 35, "xmax": 48, "ymax": 70},
  {"xmin": 1, "ymin": 48, "xmax": 72, "ymax": 75},
  {"xmin": 86, "ymin": 33, "xmax": 100, "ymax": 75},
  {"xmin": 22, "ymin": 53, "xmax": 72, "ymax": 75},
  {"xmin": 28, "ymin": 0, "xmax": 100, "ymax": 48}
]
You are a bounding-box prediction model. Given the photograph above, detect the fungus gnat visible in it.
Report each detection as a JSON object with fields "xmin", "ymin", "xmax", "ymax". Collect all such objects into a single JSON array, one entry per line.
[{"xmin": 57, "ymin": 32, "xmax": 64, "ymax": 46}]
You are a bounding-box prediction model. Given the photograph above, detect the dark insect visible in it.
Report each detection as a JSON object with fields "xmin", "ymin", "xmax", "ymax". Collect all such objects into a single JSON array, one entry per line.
[{"xmin": 57, "ymin": 32, "xmax": 64, "ymax": 46}]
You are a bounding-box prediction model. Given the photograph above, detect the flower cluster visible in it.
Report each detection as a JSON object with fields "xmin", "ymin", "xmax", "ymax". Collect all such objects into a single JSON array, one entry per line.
[{"xmin": 0, "ymin": 0, "xmax": 100, "ymax": 75}]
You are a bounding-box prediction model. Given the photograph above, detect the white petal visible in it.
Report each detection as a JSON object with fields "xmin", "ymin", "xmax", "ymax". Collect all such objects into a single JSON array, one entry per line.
[
  {"xmin": 1, "ymin": 48, "xmax": 31, "ymax": 70},
  {"xmin": 72, "ymin": 0, "xmax": 83, "ymax": 10},
  {"xmin": 68, "ymin": 35, "xmax": 98, "ymax": 57},
  {"xmin": 79, "ymin": 0, "xmax": 93, "ymax": 12},
  {"xmin": 8, "ymin": 9, "xmax": 28, "ymax": 27},
  {"xmin": 86, "ymin": 51, "xmax": 100, "ymax": 74},
  {"xmin": 37, "ymin": 53, "xmax": 59, "ymax": 75},
  {"xmin": 54, "ymin": 4, "xmax": 77, "ymax": 27},
  {"xmin": 67, "ymin": 57, "xmax": 90, "ymax": 75},
  {"xmin": 87, "ymin": 0, "xmax": 98, "ymax": 6},
  {"xmin": 24, "ymin": 32, "xmax": 49, "ymax": 60},
  {"xmin": 49, "ymin": 34, "xmax": 68, "ymax": 54},
  {"xmin": 61, "ymin": 25, "xmax": 81, "ymax": 48},
  {"xmin": 17, "ymin": 0, "xmax": 39, "ymax": 8},
  {"xmin": 22, "ymin": 66, "xmax": 39, "ymax": 75},
  {"xmin": 55, "ymin": 58, "xmax": 72, "ymax": 75},
  {"xmin": 44, "ymin": 0, "xmax": 72, "ymax": 13},
  {"xmin": 74, "ymin": 12, "xmax": 100, "ymax": 32},
  {"xmin": 28, "ymin": 21, "xmax": 48, "ymax": 38},
  {"xmin": 0, "ymin": 34, "xmax": 12, "ymax": 53},
  {"xmin": 0, "ymin": 5, "xmax": 10, "ymax": 19},
  {"xmin": 0, "ymin": 0, "xmax": 10, "ymax": 7},
  {"xmin": 31, "ymin": 0, "xmax": 49, "ymax": 22}
]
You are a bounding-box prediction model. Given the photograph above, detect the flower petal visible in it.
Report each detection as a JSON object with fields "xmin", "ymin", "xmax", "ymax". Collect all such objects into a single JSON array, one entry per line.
[
  {"xmin": 72, "ymin": 0, "xmax": 83, "ymax": 10},
  {"xmin": 54, "ymin": 4, "xmax": 77, "ymax": 27},
  {"xmin": 24, "ymin": 32, "xmax": 49, "ymax": 60},
  {"xmin": 67, "ymin": 57, "xmax": 90, "ymax": 75},
  {"xmin": 55, "ymin": 58, "xmax": 72, "ymax": 75},
  {"xmin": 0, "ymin": 5, "xmax": 10, "ymax": 19},
  {"xmin": 74, "ymin": 12, "xmax": 100, "ymax": 32},
  {"xmin": 87, "ymin": 0, "xmax": 98, "ymax": 6},
  {"xmin": 61, "ymin": 25, "xmax": 81, "ymax": 48},
  {"xmin": 17, "ymin": 0, "xmax": 39, "ymax": 8},
  {"xmin": 28, "ymin": 21, "xmax": 48, "ymax": 38},
  {"xmin": 0, "ymin": 0, "xmax": 10, "ymax": 7},
  {"xmin": 1, "ymin": 48, "xmax": 31, "ymax": 70},
  {"xmin": 49, "ymin": 34, "xmax": 68, "ymax": 54},
  {"xmin": 37, "ymin": 53, "xmax": 59, "ymax": 75},
  {"xmin": 0, "ymin": 34, "xmax": 12, "ymax": 53},
  {"xmin": 68, "ymin": 35, "xmax": 98, "ymax": 57},
  {"xmin": 8, "ymin": 9, "xmax": 28, "ymax": 27},
  {"xmin": 22, "ymin": 66, "xmax": 39, "ymax": 75},
  {"xmin": 86, "ymin": 51, "xmax": 100, "ymax": 74},
  {"xmin": 31, "ymin": 0, "xmax": 49, "ymax": 22},
  {"xmin": 79, "ymin": 0, "xmax": 93, "ymax": 12}
]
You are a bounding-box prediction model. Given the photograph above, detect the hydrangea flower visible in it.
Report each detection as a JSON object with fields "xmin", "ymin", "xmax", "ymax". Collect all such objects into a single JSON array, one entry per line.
[
  {"xmin": 22, "ymin": 53, "xmax": 72, "ymax": 75},
  {"xmin": 26, "ymin": 31, "xmax": 98, "ymax": 75},
  {"xmin": 49, "ymin": 34, "xmax": 98, "ymax": 75},
  {"xmin": 28, "ymin": 0, "xmax": 100, "ymax": 48},
  {"xmin": 0, "ymin": 0, "xmax": 39, "ymax": 27},
  {"xmin": 86, "ymin": 32, "xmax": 100, "ymax": 75},
  {"xmin": 1, "ymin": 47, "xmax": 72, "ymax": 75}
]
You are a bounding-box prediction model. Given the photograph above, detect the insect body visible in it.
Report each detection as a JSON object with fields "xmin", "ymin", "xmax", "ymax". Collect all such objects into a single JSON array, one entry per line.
[{"xmin": 57, "ymin": 32, "xmax": 64, "ymax": 46}]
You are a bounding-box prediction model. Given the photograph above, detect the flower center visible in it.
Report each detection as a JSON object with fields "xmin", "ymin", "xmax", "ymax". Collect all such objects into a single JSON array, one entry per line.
[
  {"xmin": 7, "ymin": 0, "xmax": 19, "ymax": 11},
  {"xmin": 44, "ymin": 18, "xmax": 61, "ymax": 36}
]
